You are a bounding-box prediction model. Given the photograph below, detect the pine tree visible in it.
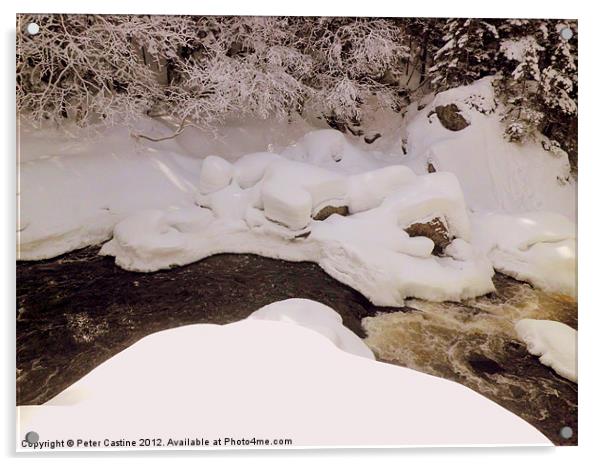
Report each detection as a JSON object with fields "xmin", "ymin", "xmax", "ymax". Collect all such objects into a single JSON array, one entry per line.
[{"xmin": 429, "ymin": 18, "xmax": 500, "ymax": 90}]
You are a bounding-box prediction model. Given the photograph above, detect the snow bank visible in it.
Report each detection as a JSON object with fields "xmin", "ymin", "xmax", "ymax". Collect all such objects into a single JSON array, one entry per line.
[
  {"xmin": 19, "ymin": 105, "xmax": 576, "ymax": 302},
  {"xmin": 18, "ymin": 121, "xmax": 200, "ymax": 260},
  {"xmin": 101, "ymin": 156, "xmax": 495, "ymax": 305},
  {"xmin": 472, "ymin": 212, "xmax": 576, "ymax": 296},
  {"xmin": 248, "ymin": 299, "xmax": 374, "ymax": 359},
  {"xmin": 17, "ymin": 304, "xmax": 551, "ymax": 449},
  {"xmin": 404, "ymin": 77, "xmax": 576, "ymax": 221},
  {"xmin": 515, "ymin": 319, "xmax": 577, "ymax": 382}
]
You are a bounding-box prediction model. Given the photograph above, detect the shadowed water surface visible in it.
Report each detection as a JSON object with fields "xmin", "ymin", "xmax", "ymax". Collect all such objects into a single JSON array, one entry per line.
[{"xmin": 17, "ymin": 247, "xmax": 576, "ymax": 445}]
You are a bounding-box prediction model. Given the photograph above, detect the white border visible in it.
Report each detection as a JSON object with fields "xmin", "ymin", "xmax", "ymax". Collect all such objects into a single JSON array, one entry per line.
[{"xmin": 3, "ymin": 1, "xmax": 599, "ymax": 464}]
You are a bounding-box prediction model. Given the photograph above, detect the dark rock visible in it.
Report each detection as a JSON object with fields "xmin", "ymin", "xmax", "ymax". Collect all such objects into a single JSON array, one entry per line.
[
  {"xmin": 404, "ymin": 217, "xmax": 451, "ymax": 255},
  {"xmin": 427, "ymin": 162, "xmax": 437, "ymax": 173},
  {"xmin": 434, "ymin": 103, "xmax": 470, "ymax": 131},
  {"xmin": 364, "ymin": 133, "xmax": 382, "ymax": 144},
  {"xmin": 313, "ymin": 205, "xmax": 349, "ymax": 221}
]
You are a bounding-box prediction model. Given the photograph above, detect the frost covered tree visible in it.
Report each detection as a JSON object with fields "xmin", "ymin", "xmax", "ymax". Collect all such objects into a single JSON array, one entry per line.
[
  {"xmin": 17, "ymin": 15, "xmax": 417, "ymax": 131},
  {"xmin": 495, "ymin": 20, "xmax": 548, "ymax": 143},
  {"xmin": 16, "ymin": 14, "xmax": 197, "ymax": 126},
  {"xmin": 429, "ymin": 18, "xmax": 500, "ymax": 90},
  {"xmin": 494, "ymin": 19, "xmax": 577, "ymax": 165}
]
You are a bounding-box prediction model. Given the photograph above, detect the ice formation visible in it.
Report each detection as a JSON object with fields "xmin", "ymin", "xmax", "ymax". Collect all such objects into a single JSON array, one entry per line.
[{"xmin": 472, "ymin": 212, "xmax": 576, "ymax": 296}]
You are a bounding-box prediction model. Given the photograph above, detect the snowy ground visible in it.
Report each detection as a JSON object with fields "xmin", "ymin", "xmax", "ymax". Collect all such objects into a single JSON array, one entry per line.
[{"xmin": 17, "ymin": 299, "xmax": 551, "ymax": 450}]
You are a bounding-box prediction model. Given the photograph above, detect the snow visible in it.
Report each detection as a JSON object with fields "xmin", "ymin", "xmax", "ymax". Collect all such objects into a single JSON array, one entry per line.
[
  {"xmin": 403, "ymin": 77, "xmax": 576, "ymax": 221},
  {"xmin": 248, "ymin": 299, "xmax": 375, "ymax": 360},
  {"xmin": 198, "ymin": 155, "xmax": 234, "ymax": 194},
  {"xmin": 281, "ymin": 129, "xmax": 389, "ymax": 174},
  {"xmin": 472, "ymin": 211, "xmax": 576, "ymax": 296},
  {"xmin": 514, "ymin": 319, "xmax": 577, "ymax": 382},
  {"xmin": 17, "ymin": 300, "xmax": 551, "ymax": 449},
  {"xmin": 17, "ymin": 121, "xmax": 201, "ymax": 260},
  {"xmin": 347, "ymin": 165, "xmax": 416, "ymax": 213}
]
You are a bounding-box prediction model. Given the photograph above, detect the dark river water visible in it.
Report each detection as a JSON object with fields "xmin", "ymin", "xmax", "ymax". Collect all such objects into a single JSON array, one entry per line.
[{"xmin": 16, "ymin": 246, "xmax": 577, "ymax": 445}]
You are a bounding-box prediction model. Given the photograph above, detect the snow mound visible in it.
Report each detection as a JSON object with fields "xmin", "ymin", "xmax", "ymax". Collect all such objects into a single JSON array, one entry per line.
[
  {"xmin": 17, "ymin": 313, "xmax": 551, "ymax": 449},
  {"xmin": 514, "ymin": 319, "xmax": 577, "ymax": 382},
  {"xmin": 347, "ymin": 165, "xmax": 416, "ymax": 213},
  {"xmin": 199, "ymin": 155, "xmax": 234, "ymax": 194},
  {"xmin": 248, "ymin": 299, "xmax": 375, "ymax": 359},
  {"xmin": 404, "ymin": 77, "xmax": 576, "ymax": 221},
  {"xmin": 281, "ymin": 129, "xmax": 388, "ymax": 174},
  {"xmin": 472, "ymin": 212, "xmax": 576, "ymax": 296}
]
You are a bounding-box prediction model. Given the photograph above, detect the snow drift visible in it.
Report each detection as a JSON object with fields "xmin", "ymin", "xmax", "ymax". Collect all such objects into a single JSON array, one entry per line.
[{"xmin": 17, "ymin": 299, "xmax": 551, "ymax": 449}]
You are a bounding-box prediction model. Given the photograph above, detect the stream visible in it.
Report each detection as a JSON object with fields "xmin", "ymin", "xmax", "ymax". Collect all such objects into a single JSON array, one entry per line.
[{"xmin": 17, "ymin": 246, "xmax": 577, "ymax": 445}]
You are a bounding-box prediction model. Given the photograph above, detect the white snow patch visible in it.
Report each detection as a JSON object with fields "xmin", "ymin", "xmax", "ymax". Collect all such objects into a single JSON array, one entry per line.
[
  {"xmin": 17, "ymin": 308, "xmax": 551, "ymax": 449},
  {"xmin": 248, "ymin": 299, "xmax": 375, "ymax": 360},
  {"xmin": 515, "ymin": 319, "xmax": 577, "ymax": 382}
]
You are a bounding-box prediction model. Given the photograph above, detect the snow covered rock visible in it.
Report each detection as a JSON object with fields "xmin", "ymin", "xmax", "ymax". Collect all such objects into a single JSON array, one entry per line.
[
  {"xmin": 347, "ymin": 165, "xmax": 416, "ymax": 213},
  {"xmin": 17, "ymin": 313, "xmax": 552, "ymax": 449},
  {"xmin": 261, "ymin": 180, "xmax": 313, "ymax": 230},
  {"xmin": 199, "ymin": 155, "xmax": 234, "ymax": 194},
  {"xmin": 281, "ymin": 129, "xmax": 386, "ymax": 173},
  {"xmin": 472, "ymin": 211, "xmax": 576, "ymax": 296},
  {"xmin": 233, "ymin": 152, "xmax": 283, "ymax": 189},
  {"xmin": 404, "ymin": 217, "xmax": 451, "ymax": 255},
  {"xmin": 248, "ymin": 299, "xmax": 375, "ymax": 359},
  {"xmin": 515, "ymin": 319, "xmax": 577, "ymax": 382}
]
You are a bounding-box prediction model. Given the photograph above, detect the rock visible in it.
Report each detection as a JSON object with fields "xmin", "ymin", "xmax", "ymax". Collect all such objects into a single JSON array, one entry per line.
[
  {"xmin": 434, "ymin": 104, "xmax": 470, "ymax": 131},
  {"xmin": 364, "ymin": 133, "xmax": 382, "ymax": 144},
  {"xmin": 427, "ymin": 162, "xmax": 437, "ymax": 173},
  {"xmin": 313, "ymin": 205, "xmax": 349, "ymax": 221},
  {"xmin": 404, "ymin": 217, "xmax": 452, "ymax": 255}
]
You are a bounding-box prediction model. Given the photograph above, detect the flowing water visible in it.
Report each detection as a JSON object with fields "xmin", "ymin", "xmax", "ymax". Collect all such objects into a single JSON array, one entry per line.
[
  {"xmin": 363, "ymin": 275, "xmax": 577, "ymax": 445},
  {"xmin": 17, "ymin": 247, "xmax": 577, "ymax": 445}
]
